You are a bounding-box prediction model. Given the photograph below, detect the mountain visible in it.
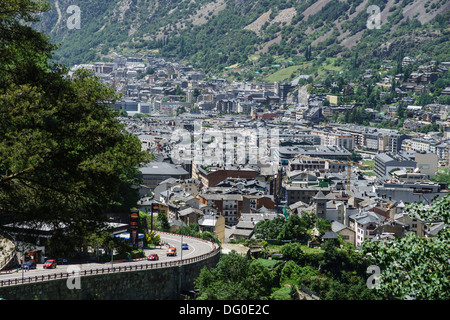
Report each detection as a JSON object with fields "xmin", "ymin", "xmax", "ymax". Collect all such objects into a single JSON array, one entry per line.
[{"xmin": 35, "ymin": 0, "xmax": 450, "ymax": 81}]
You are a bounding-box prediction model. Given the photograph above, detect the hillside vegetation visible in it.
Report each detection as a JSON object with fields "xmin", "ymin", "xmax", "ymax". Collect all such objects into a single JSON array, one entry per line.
[{"xmin": 35, "ymin": 0, "xmax": 450, "ymax": 81}]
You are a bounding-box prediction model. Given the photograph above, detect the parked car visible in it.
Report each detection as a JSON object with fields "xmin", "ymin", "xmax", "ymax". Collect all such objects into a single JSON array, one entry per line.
[
  {"xmin": 57, "ymin": 257, "xmax": 68, "ymax": 265},
  {"xmin": 43, "ymin": 259, "xmax": 57, "ymax": 269},
  {"xmin": 166, "ymin": 247, "xmax": 177, "ymax": 257},
  {"xmin": 147, "ymin": 254, "xmax": 159, "ymax": 261},
  {"xmin": 182, "ymin": 243, "xmax": 189, "ymax": 250},
  {"xmin": 23, "ymin": 261, "xmax": 37, "ymax": 269}
]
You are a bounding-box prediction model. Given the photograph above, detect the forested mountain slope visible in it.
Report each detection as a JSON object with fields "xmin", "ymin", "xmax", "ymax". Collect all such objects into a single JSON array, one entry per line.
[{"xmin": 35, "ymin": 0, "xmax": 450, "ymax": 79}]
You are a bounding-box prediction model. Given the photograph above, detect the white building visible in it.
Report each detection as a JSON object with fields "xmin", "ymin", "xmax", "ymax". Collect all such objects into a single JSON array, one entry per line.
[
  {"xmin": 311, "ymin": 130, "xmax": 354, "ymax": 150},
  {"xmin": 349, "ymin": 211, "xmax": 386, "ymax": 248}
]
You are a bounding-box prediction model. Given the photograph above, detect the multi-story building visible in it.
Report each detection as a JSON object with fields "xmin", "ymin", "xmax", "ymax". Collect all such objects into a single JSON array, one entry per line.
[
  {"xmin": 374, "ymin": 152, "xmax": 417, "ymax": 178},
  {"xmin": 375, "ymin": 181, "xmax": 446, "ymax": 204},
  {"xmin": 285, "ymin": 185, "xmax": 332, "ymax": 206},
  {"xmin": 394, "ymin": 212, "xmax": 427, "ymax": 237},
  {"xmin": 364, "ymin": 132, "xmax": 380, "ymax": 151},
  {"xmin": 279, "ymin": 145, "xmax": 352, "ymax": 162},
  {"xmin": 410, "ymin": 138, "xmax": 439, "ymax": 153},
  {"xmin": 311, "ymin": 130, "xmax": 354, "ymax": 150},
  {"xmin": 388, "ymin": 133, "xmax": 409, "ymax": 152},
  {"xmin": 138, "ymin": 162, "xmax": 190, "ymax": 190},
  {"xmin": 196, "ymin": 193, "xmax": 243, "ymax": 226},
  {"xmin": 348, "ymin": 211, "xmax": 386, "ymax": 248},
  {"xmin": 288, "ymin": 158, "xmax": 346, "ymax": 173},
  {"xmin": 192, "ymin": 164, "xmax": 258, "ymax": 188}
]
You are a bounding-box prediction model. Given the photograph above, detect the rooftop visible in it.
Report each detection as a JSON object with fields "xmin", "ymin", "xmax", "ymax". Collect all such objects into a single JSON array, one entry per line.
[{"xmin": 139, "ymin": 162, "xmax": 189, "ymax": 176}]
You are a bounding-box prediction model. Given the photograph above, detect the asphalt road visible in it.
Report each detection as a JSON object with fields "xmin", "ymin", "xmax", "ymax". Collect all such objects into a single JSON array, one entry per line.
[{"xmin": 0, "ymin": 232, "xmax": 216, "ymax": 283}]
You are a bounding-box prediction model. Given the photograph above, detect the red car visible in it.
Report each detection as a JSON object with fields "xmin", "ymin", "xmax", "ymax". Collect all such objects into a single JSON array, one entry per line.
[
  {"xmin": 167, "ymin": 247, "xmax": 177, "ymax": 257},
  {"xmin": 43, "ymin": 259, "xmax": 57, "ymax": 269},
  {"xmin": 147, "ymin": 254, "xmax": 159, "ymax": 261}
]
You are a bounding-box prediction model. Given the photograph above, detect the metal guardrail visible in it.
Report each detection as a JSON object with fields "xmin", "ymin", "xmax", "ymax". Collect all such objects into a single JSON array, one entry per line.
[
  {"xmin": 0, "ymin": 234, "xmax": 220, "ymax": 287},
  {"xmin": 299, "ymin": 285, "xmax": 320, "ymax": 300}
]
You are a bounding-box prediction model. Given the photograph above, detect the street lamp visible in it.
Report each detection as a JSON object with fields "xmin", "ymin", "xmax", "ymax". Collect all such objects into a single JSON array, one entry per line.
[{"xmin": 20, "ymin": 244, "xmax": 24, "ymax": 283}]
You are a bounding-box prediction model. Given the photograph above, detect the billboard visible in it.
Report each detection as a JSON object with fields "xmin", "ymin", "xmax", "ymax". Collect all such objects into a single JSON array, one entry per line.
[{"xmin": 130, "ymin": 209, "xmax": 139, "ymax": 246}]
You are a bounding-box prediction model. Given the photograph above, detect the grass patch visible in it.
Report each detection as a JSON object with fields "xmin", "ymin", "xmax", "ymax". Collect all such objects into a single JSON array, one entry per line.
[
  {"xmin": 248, "ymin": 54, "xmax": 260, "ymax": 61},
  {"xmin": 300, "ymin": 245, "xmax": 324, "ymax": 255},
  {"xmin": 316, "ymin": 58, "xmax": 343, "ymax": 77},
  {"xmin": 362, "ymin": 160, "xmax": 374, "ymax": 170},
  {"xmin": 254, "ymin": 258, "xmax": 283, "ymax": 269},
  {"xmin": 271, "ymin": 286, "xmax": 292, "ymax": 300},
  {"xmin": 265, "ymin": 65, "xmax": 301, "ymax": 82},
  {"xmin": 266, "ymin": 243, "xmax": 324, "ymax": 255}
]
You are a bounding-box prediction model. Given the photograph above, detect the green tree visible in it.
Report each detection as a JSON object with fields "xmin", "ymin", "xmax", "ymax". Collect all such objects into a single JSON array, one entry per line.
[
  {"xmin": 156, "ymin": 211, "xmax": 171, "ymax": 230},
  {"xmin": 437, "ymin": 95, "xmax": 450, "ymax": 105},
  {"xmin": 280, "ymin": 243, "xmax": 305, "ymax": 264},
  {"xmin": 175, "ymin": 223, "xmax": 200, "ymax": 237},
  {"xmin": 415, "ymin": 93, "xmax": 433, "ymax": 106},
  {"xmin": 254, "ymin": 215, "xmax": 286, "ymax": 240},
  {"xmin": 145, "ymin": 230, "xmax": 161, "ymax": 246},
  {"xmin": 305, "ymin": 45, "xmax": 312, "ymax": 61},
  {"xmin": 362, "ymin": 194, "xmax": 450, "ymax": 300},
  {"xmin": 320, "ymin": 239, "xmax": 348, "ymax": 278},
  {"xmin": 324, "ymin": 280, "xmax": 347, "ymax": 300},
  {"xmin": 317, "ymin": 217, "xmax": 332, "ymax": 234},
  {"xmin": 194, "ymin": 250, "xmax": 272, "ymax": 300},
  {"xmin": 0, "ymin": 0, "xmax": 148, "ymax": 251},
  {"xmin": 0, "ymin": 0, "xmax": 55, "ymax": 88},
  {"xmin": 280, "ymin": 260, "xmax": 302, "ymax": 284},
  {"xmin": 248, "ymin": 259, "xmax": 274, "ymax": 297},
  {"xmin": 431, "ymin": 168, "xmax": 450, "ymax": 185}
]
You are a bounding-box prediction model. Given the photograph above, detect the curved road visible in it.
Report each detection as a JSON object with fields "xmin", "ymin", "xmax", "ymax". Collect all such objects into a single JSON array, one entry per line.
[{"xmin": 0, "ymin": 232, "xmax": 217, "ymax": 284}]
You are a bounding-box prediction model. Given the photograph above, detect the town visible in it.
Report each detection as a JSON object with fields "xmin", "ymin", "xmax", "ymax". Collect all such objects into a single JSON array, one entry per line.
[
  {"xmin": 1, "ymin": 0, "xmax": 450, "ymax": 304},
  {"xmin": 68, "ymin": 54, "xmax": 449, "ymax": 249},
  {"xmin": 2, "ymin": 51, "xmax": 449, "ymax": 301}
]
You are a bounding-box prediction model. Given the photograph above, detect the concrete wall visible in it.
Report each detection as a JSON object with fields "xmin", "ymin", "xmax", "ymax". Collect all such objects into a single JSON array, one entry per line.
[{"xmin": 0, "ymin": 252, "xmax": 219, "ymax": 300}]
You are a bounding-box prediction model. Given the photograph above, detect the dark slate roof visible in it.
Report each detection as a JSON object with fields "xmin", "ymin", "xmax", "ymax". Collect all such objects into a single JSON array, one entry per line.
[{"xmin": 322, "ymin": 231, "xmax": 338, "ymax": 239}]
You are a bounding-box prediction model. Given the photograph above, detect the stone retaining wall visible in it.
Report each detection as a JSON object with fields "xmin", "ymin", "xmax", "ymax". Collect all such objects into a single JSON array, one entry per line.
[{"xmin": 0, "ymin": 251, "xmax": 219, "ymax": 300}]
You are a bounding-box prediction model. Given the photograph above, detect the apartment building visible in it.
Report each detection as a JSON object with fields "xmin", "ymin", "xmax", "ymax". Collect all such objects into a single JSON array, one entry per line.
[
  {"xmin": 196, "ymin": 193, "xmax": 243, "ymax": 226},
  {"xmin": 311, "ymin": 130, "xmax": 354, "ymax": 150},
  {"xmin": 348, "ymin": 211, "xmax": 386, "ymax": 248}
]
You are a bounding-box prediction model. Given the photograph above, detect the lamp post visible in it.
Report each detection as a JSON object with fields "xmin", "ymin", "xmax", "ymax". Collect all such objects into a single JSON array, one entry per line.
[{"xmin": 21, "ymin": 244, "xmax": 24, "ymax": 283}]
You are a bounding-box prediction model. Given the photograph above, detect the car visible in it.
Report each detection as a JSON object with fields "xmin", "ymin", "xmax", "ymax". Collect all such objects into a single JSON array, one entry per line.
[
  {"xmin": 57, "ymin": 257, "xmax": 68, "ymax": 265},
  {"xmin": 182, "ymin": 243, "xmax": 189, "ymax": 250},
  {"xmin": 147, "ymin": 254, "xmax": 159, "ymax": 261},
  {"xmin": 23, "ymin": 261, "xmax": 37, "ymax": 270},
  {"xmin": 43, "ymin": 259, "xmax": 57, "ymax": 269},
  {"xmin": 166, "ymin": 247, "xmax": 177, "ymax": 257}
]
